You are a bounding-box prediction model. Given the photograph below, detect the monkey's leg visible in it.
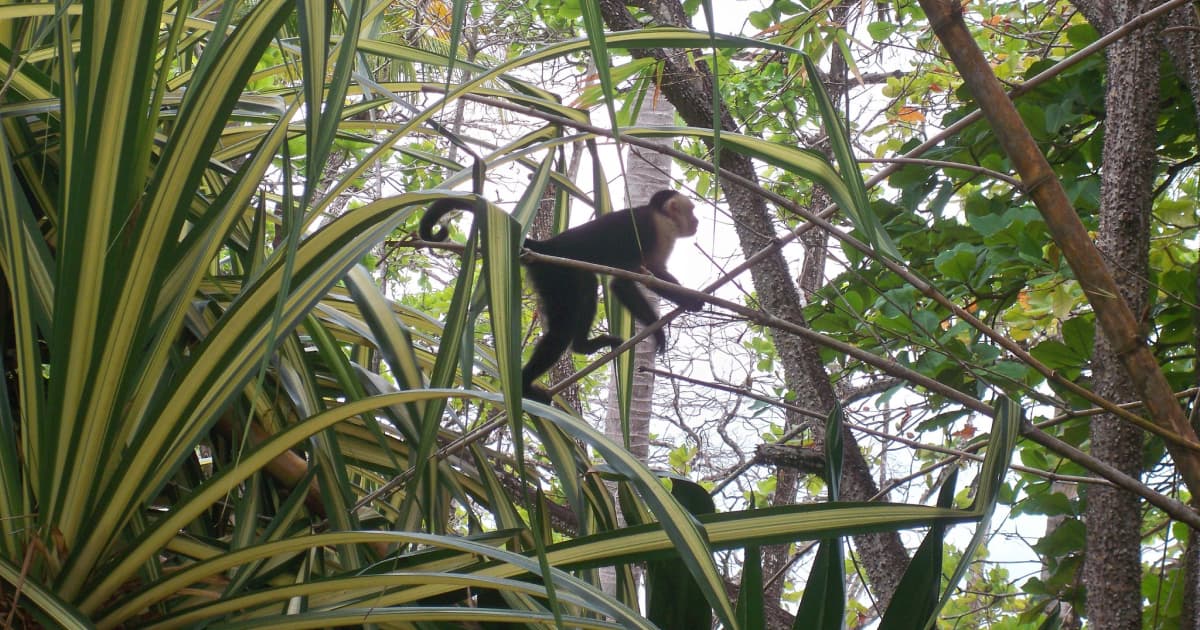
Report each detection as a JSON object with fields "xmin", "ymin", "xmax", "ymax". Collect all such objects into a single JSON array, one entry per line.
[
  {"xmin": 610, "ymin": 278, "xmax": 667, "ymax": 351},
  {"xmin": 521, "ymin": 266, "xmax": 582, "ymax": 397},
  {"xmin": 569, "ymin": 274, "xmax": 623, "ymax": 354},
  {"xmin": 573, "ymin": 334, "xmax": 623, "ymax": 354},
  {"xmin": 521, "ymin": 327, "xmax": 572, "ymax": 399},
  {"xmin": 521, "ymin": 309, "xmax": 582, "ymax": 405}
]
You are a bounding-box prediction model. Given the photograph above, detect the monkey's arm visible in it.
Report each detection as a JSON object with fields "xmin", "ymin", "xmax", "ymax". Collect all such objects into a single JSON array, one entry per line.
[
  {"xmin": 610, "ymin": 278, "xmax": 668, "ymax": 350},
  {"xmin": 642, "ymin": 265, "xmax": 704, "ymax": 312}
]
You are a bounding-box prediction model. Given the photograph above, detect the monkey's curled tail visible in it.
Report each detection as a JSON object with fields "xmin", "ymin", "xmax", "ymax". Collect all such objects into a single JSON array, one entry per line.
[
  {"xmin": 419, "ymin": 197, "xmax": 548, "ymax": 254},
  {"xmin": 418, "ymin": 198, "xmax": 478, "ymax": 242}
]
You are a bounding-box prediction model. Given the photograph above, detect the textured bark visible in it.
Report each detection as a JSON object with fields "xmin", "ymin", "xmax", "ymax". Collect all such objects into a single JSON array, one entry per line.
[
  {"xmin": 531, "ymin": 149, "xmax": 586, "ymax": 411},
  {"xmin": 1162, "ymin": 7, "xmax": 1200, "ymax": 118},
  {"xmin": 603, "ymin": 94, "xmax": 675, "ymax": 463},
  {"xmin": 1190, "ymin": 262, "xmax": 1200, "ymax": 628},
  {"xmin": 755, "ymin": 444, "xmax": 826, "ymax": 474},
  {"xmin": 1083, "ymin": 2, "xmax": 1160, "ymax": 627},
  {"xmin": 1186, "ymin": 526, "xmax": 1200, "ymax": 629},
  {"xmin": 1068, "ymin": 7, "xmax": 1200, "ymax": 622},
  {"xmin": 1069, "ymin": 0, "xmax": 1117, "ymax": 32},
  {"xmin": 599, "ymin": 93, "xmax": 673, "ymax": 598},
  {"xmin": 597, "ymin": 0, "xmax": 909, "ymax": 609}
]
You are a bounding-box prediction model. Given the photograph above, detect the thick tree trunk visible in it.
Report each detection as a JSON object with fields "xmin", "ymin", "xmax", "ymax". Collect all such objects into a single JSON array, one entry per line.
[
  {"xmin": 1068, "ymin": 5, "xmax": 1200, "ymax": 625},
  {"xmin": 1083, "ymin": 2, "xmax": 1161, "ymax": 627},
  {"xmin": 597, "ymin": 0, "xmax": 910, "ymax": 610},
  {"xmin": 1185, "ymin": 527, "xmax": 1200, "ymax": 630},
  {"xmin": 1189, "ymin": 264, "xmax": 1200, "ymax": 629}
]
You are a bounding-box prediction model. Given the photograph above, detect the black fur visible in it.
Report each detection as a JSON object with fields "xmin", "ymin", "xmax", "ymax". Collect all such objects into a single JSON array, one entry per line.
[{"xmin": 419, "ymin": 190, "xmax": 703, "ymax": 401}]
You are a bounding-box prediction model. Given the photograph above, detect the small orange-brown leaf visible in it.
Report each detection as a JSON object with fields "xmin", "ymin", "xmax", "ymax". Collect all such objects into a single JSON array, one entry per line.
[{"xmin": 895, "ymin": 106, "xmax": 926, "ymax": 123}]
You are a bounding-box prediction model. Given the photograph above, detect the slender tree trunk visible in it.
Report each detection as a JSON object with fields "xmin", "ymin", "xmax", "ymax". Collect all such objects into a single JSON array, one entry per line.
[
  {"xmin": 1083, "ymin": 2, "xmax": 1161, "ymax": 627},
  {"xmin": 1162, "ymin": 6, "xmax": 1200, "ymax": 116},
  {"xmin": 604, "ymin": 94, "xmax": 675, "ymax": 462},
  {"xmin": 762, "ymin": 4, "xmax": 852, "ymax": 602},
  {"xmin": 599, "ymin": 92, "xmax": 675, "ymax": 597},
  {"xmin": 1187, "ymin": 511, "xmax": 1200, "ymax": 628}
]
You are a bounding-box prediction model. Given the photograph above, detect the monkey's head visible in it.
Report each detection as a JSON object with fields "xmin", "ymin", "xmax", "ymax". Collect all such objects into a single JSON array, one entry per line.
[{"xmin": 652, "ymin": 190, "xmax": 699, "ymax": 238}]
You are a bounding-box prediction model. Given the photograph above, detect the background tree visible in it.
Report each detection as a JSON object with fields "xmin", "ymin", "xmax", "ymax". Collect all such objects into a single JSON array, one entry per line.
[{"xmin": 1079, "ymin": 1, "xmax": 1161, "ymax": 626}]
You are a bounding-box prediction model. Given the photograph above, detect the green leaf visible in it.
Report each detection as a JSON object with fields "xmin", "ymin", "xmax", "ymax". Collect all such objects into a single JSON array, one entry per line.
[
  {"xmin": 647, "ymin": 479, "xmax": 716, "ymax": 629},
  {"xmin": 868, "ymin": 21, "xmax": 897, "ymax": 41},
  {"xmin": 735, "ymin": 538, "xmax": 765, "ymax": 629},
  {"xmin": 803, "ymin": 55, "xmax": 901, "ymax": 260},
  {"xmin": 934, "ymin": 243, "xmax": 982, "ymax": 283},
  {"xmin": 792, "ymin": 539, "xmax": 846, "ymax": 630},
  {"xmin": 0, "ymin": 557, "xmax": 90, "ymax": 629},
  {"xmin": 879, "ymin": 469, "xmax": 957, "ymax": 629},
  {"xmin": 792, "ymin": 405, "xmax": 847, "ymax": 628},
  {"xmin": 1029, "ymin": 340, "xmax": 1083, "ymax": 370},
  {"xmin": 749, "ymin": 10, "xmax": 774, "ymax": 30},
  {"xmin": 578, "ymin": 0, "xmax": 620, "ymax": 140},
  {"xmin": 77, "ymin": 191, "xmax": 433, "ymax": 612}
]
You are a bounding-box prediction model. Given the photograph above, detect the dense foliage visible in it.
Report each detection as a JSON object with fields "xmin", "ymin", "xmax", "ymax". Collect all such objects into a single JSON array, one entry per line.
[{"xmin": 0, "ymin": 1, "xmax": 1194, "ymax": 628}]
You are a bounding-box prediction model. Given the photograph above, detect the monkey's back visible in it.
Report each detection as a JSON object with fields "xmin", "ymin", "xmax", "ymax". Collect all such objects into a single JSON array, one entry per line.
[{"xmin": 524, "ymin": 208, "xmax": 656, "ymax": 270}]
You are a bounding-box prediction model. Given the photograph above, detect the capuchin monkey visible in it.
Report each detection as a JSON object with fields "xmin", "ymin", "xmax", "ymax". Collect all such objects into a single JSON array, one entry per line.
[{"xmin": 419, "ymin": 189, "xmax": 704, "ymax": 402}]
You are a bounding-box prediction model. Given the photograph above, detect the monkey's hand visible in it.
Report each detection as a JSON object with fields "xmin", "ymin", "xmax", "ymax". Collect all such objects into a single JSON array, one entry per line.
[{"xmin": 679, "ymin": 295, "xmax": 705, "ymax": 312}]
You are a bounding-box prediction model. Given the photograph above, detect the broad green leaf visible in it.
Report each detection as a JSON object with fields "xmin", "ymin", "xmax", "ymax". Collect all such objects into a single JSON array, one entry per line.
[
  {"xmin": 793, "ymin": 405, "xmax": 847, "ymax": 628},
  {"xmin": 879, "ymin": 469, "xmax": 958, "ymax": 630},
  {"xmin": 647, "ymin": 479, "xmax": 715, "ymax": 628},
  {"xmin": 803, "ymin": 54, "xmax": 900, "ymax": 260}
]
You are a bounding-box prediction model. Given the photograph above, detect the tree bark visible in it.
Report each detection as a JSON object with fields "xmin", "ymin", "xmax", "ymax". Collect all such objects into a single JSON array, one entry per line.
[
  {"xmin": 1083, "ymin": 2, "xmax": 1161, "ymax": 627},
  {"xmin": 604, "ymin": 93, "xmax": 675, "ymax": 464},
  {"xmin": 1186, "ymin": 512, "xmax": 1200, "ymax": 629},
  {"xmin": 1188, "ymin": 263, "xmax": 1200, "ymax": 629},
  {"xmin": 599, "ymin": 90, "xmax": 674, "ymax": 598},
  {"xmin": 1072, "ymin": 0, "xmax": 1200, "ymax": 119},
  {"xmin": 597, "ymin": 0, "xmax": 910, "ymax": 609},
  {"xmin": 532, "ymin": 148, "xmax": 586, "ymax": 411},
  {"xmin": 1161, "ymin": 5, "xmax": 1200, "ymax": 117},
  {"xmin": 1069, "ymin": 6, "xmax": 1200, "ymax": 621}
]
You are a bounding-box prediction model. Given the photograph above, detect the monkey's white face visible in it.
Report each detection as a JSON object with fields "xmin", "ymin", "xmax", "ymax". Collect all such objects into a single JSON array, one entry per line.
[{"xmin": 669, "ymin": 194, "xmax": 699, "ymax": 237}]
